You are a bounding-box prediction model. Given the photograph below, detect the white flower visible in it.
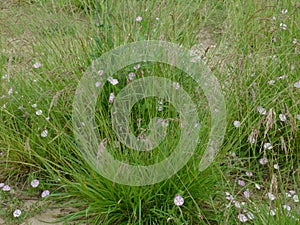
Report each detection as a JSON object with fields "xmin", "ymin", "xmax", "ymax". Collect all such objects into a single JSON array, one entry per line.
[
  {"xmin": 279, "ymin": 114, "xmax": 286, "ymax": 122},
  {"xmin": 259, "ymin": 157, "xmax": 268, "ymax": 165},
  {"xmin": 233, "ymin": 120, "xmax": 241, "ymax": 127},
  {"xmin": 257, "ymin": 106, "xmax": 267, "ymax": 115},
  {"xmin": 30, "ymin": 179, "xmax": 39, "ymax": 188},
  {"xmin": 133, "ymin": 64, "xmax": 140, "ymax": 70},
  {"xmin": 268, "ymin": 80, "xmax": 275, "ymax": 85},
  {"xmin": 174, "ymin": 194, "xmax": 184, "ymax": 206},
  {"xmin": 274, "ymin": 164, "xmax": 279, "ymax": 170},
  {"xmin": 286, "ymin": 192, "xmax": 292, "ymax": 198},
  {"xmin": 107, "ymin": 77, "xmax": 119, "ymax": 85},
  {"xmin": 8, "ymin": 87, "xmax": 13, "ymax": 95},
  {"xmin": 36, "ymin": 110, "xmax": 42, "ymax": 116},
  {"xmin": 173, "ymin": 82, "xmax": 180, "ymax": 90},
  {"xmin": 267, "ymin": 192, "xmax": 276, "ymax": 201},
  {"xmin": 269, "ymin": 209, "xmax": 276, "ymax": 216},
  {"xmin": 109, "ymin": 92, "xmax": 114, "ymax": 103},
  {"xmin": 244, "ymin": 189, "xmax": 251, "ymax": 198},
  {"xmin": 238, "ymin": 214, "xmax": 248, "ymax": 222},
  {"xmin": 2, "ymin": 185, "xmax": 11, "ymax": 191},
  {"xmin": 255, "ymin": 183, "xmax": 261, "ymax": 190},
  {"xmin": 277, "ymin": 75, "xmax": 287, "ymax": 80},
  {"xmin": 293, "ymin": 38, "xmax": 297, "ymax": 44},
  {"xmin": 283, "ymin": 205, "xmax": 291, "ymax": 211},
  {"xmin": 136, "ymin": 16, "xmax": 143, "ymax": 22},
  {"xmin": 41, "ymin": 190, "xmax": 50, "ymax": 198},
  {"xmin": 246, "ymin": 171, "xmax": 253, "ymax": 177},
  {"xmin": 41, "ymin": 129, "xmax": 48, "ymax": 138},
  {"xmin": 225, "ymin": 192, "xmax": 234, "ymax": 201},
  {"xmin": 158, "ymin": 106, "xmax": 163, "ymax": 112},
  {"xmin": 281, "ymin": 9, "xmax": 288, "ymax": 14},
  {"xmin": 95, "ymin": 81, "xmax": 101, "ymax": 87},
  {"xmin": 234, "ymin": 201, "xmax": 241, "ymax": 208},
  {"xmin": 13, "ymin": 209, "xmax": 22, "ymax": 218},
  {"xmin": 280, "ymin": 23, "xmax": 287, "ymax": 30},
  {"xmin": 0, "ymin": 183, "xmax": 4, "ymax": 188},
  {"xmin": 46, "ymin": 116, "xmax": 50, "ymax": 121},
  {"xmin": 293, "ymin": 195, "xmax": 299, "ymax": 203},
  {"xmin": 289, "ymin": 190, "xmax": 296, "ymax": 195},
  {"xmin": 33, "ymin": 62, "xmax": 42, "ymax": 69},
  {"xmin": 294, "ymin": 81, "xmax": 300, "ymax": 88},
  {"xmin": 263, "ymin": 142, "xmax": 273, "ymax": 150},
  {"xmin": 128, "ymin": 72, "xmax": 136, "ymax": 81},
  {"xmin": 296, "ymin": 114, "xmax": 300, "ymax": 120}
]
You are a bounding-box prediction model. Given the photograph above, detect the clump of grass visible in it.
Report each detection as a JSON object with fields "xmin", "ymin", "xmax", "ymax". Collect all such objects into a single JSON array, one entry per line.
[{"xmin": 0, "ymin": 0, "xmax": 299, "ymax": 224}]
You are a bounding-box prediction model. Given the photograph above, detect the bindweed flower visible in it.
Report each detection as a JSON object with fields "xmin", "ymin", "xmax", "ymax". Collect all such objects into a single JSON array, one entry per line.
[
  {"xmin": 30, "ymin": 179, "xmax": 39, "ymax": 188},
  {"xmin": 2, "ymin": 185, "xmax": 11, "ymax": 191},
  {"xmin": 109, "ymin": 93, "xmax": 114, "ymax": 103},
  {"xmin": 268, "ymin": 80, "xmax": 275, "ymax": 85},
  {"xmin": 279, "ymin": 114, "xmax": 286, "ymax": 122},
  {"xmin": 173, "ymin": 82, "xmax": 180, "ymax": 90},
  {"xmin": 8, "ymin": 87, "xmax": 13, "ymax": 95},
  {"xmin": 95, "ymin": 81, "xmax": 101, "ymax": 88},
  {"xmin": 293, "ymin": 38, "xmax": 297, "ymax": 44},
  {"xmin": 36, "ymin": 110, "xmax": 42, "ymax": 116},
  {"xmin": 238, "ymin": 180, "xmax": 246, "ymax": 187},
  {"xmin": 0, "ymin": 183, "xmax": 4, "ymax": 188},
  {"xmin": 225, "ymin": 191, "xmax": 234, "ymax": 201},
  {"xmin": 283, "ymin": 205, "xmax": 291, "ymax": 211},
  {"xmin": 267, "ymin": 192, "xmax": 276, "ymax": 201},
  {"xmin": 174, "ymin": 194, "xmax": 184, "ymax": 206},
  {"xmin": 128, "ymin": 72, "xmax": 136, "ymax": 81},
  {"xmin": 233, "ymin": 120, "xmax": 241, "ymax": 127},
  {"xmin": 41, "ymin": 129, "xmax": 48, "ymax": 138},
  {"xmin": 136, "ymin": 16, "xmax": 142, "ymax": 22},
  {"xmin": 257, "ymin": 106, "xmax": 267, "ymax": 115},
  {"xmin": 244, "ymin": 189, "xmax": 251, "ymax": 198},
  {"xmin": 97, "ymin": 70, "xmax": 104, "ymax": 76},
  {"xmin": 133, "ymin": 64, "xmax": 140, "ymax": 70},
  {"xmin": 259, "ymin": 157, "xmax": 268, "ymax": 165},
  {"xmin": 238, "ymin": 214, "xmax": 248, "ymax": 222},
  {"xmin": 13, "ymin": 209, "xmax": 22, "ymax": 218},
  {"xmin": 294, "ymin": 81, "xmax": 300, "ymax": 88},
  {"xmin": 263, "ymin": 142, "xmax": 273, "ymax": 150},
  {"xmin": 107, "ymin": 77, "xmax": 119, "ymax": 85},
  {"xmin": 274, "ymin": 164, "xmax": 279, "ymax": 170},
  {"xmin": 33, "ymin": 62, "xmax": 42, "ymax": 69},
  {"xmin": 293, "ymin": 195, "xmax": 299, "ymax": 203},
  {"xmin": 255, "ymin": 183, "xmax": 261, "ymax": 190},
  {"xmin": 31, "ymin": 103, "xmax": 37, "ymax": 108},
  {"xmin": 281, "ymin": 9, "xmax": 288, "ymax": 14},
  {"xmin": 269, "ymin": 209, "xmax": 276, "ymax": 216},
  {"xmin": 280, "ymin": 23, "xmax": 287, "ymax": 30},
  {"xmin": 246, "ymin": 171, "xmax": 253, "ymax": 177},
  {"xmin": 41, "ymin": 190, "xmax": 50, "ymax": 198}
]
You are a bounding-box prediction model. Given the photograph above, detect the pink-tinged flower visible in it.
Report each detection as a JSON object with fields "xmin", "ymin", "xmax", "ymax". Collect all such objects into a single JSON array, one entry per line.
[
  {"xmin": 233, "ymin": 120, "xmax": 241, "ymax": 127},
  {"xmin": 234, "ymin": 201, "xmax": 241, "ymax": 208},
  {"xmin": 174, "ymin": 194, "xmax": 184, "ymax": 206},
  {"xmin": 294, "ymin": 81, "xmax": 300, "ymax": 88},
  {"xmin": 267, "ymin": 192, "xmax": 276, "ymax": 201},
  {"xmin": 133, "ymin": 64, "xmax": 140, "ymax": 70},
  {"xmin": 109, "ymin": 92, "xmax": 114, "ymax": 103},
  {"xmin": 2, "ymin": 185, "xmax": 11, "ymax": 191},
  {"xmin": 238, "ymin": 214, "xmax": 248, "ymax": 222},
  {"xmin": 8, "ymin": 87, "xmax": 13, "ymax": 95},
  {"xmin": 95, "ymin": 81, "xmax": 101, "ymax": 87},
  {"xmin": 283, "ymin": 205, "xmax": 291, "ymax": 211},
  {"xmin": 30, "ymin": 179, "xmax": 39, "ymax": 188},
  {"xmin": 107, "ymin": 77, "xmax": 119, "ymax": 85},
  {"xmin": 259, "ymin": 157, "xmax": 268, "ymax": 165},
  {"xmin": 33, "ymin": 62, "xmax": 42, "ymax": 69},
  {"xmin": 128, "ymin": 72, "xmax": 136, "ymax": 81},
  {"xmin": 0, "ymin": 183, "xmax": 4, "ymax": 188},
  {"xmin": 244, "ymin": 189, "xmax": 251, "ymax": 198},
  {"xmin": 279, "ymin": 114, "xmax": 287, "ymax": 122},
  {"xmin": 225, "ymin": 191, "xmax": 234, "ymax": 201},
  {"xmin": 136, "ymin": 16, "xmax": 142, "ymax": 22},
  {"xmin": 238, "ymin": 180, "xmax": 246, "ymax": 187},
  {"xmin": 41, "ymin": 190, "xmax": 50, "ymax": 198},
  {"xmin": 97, "ymin": 70, "xmax": 104, "ymax": 76},
  {"xmin": 13, "ymin": 209, "xmax": 22, "ymax": 218},
  {"xmin": 246, "ymin": 171, "xmax": 253, "ymax": 177}
]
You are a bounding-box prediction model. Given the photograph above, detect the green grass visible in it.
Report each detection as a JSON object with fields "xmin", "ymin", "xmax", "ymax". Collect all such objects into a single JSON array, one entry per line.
[{"xmin": 0, "ymin": 0, "xmax": 299, "ymax": 224}]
